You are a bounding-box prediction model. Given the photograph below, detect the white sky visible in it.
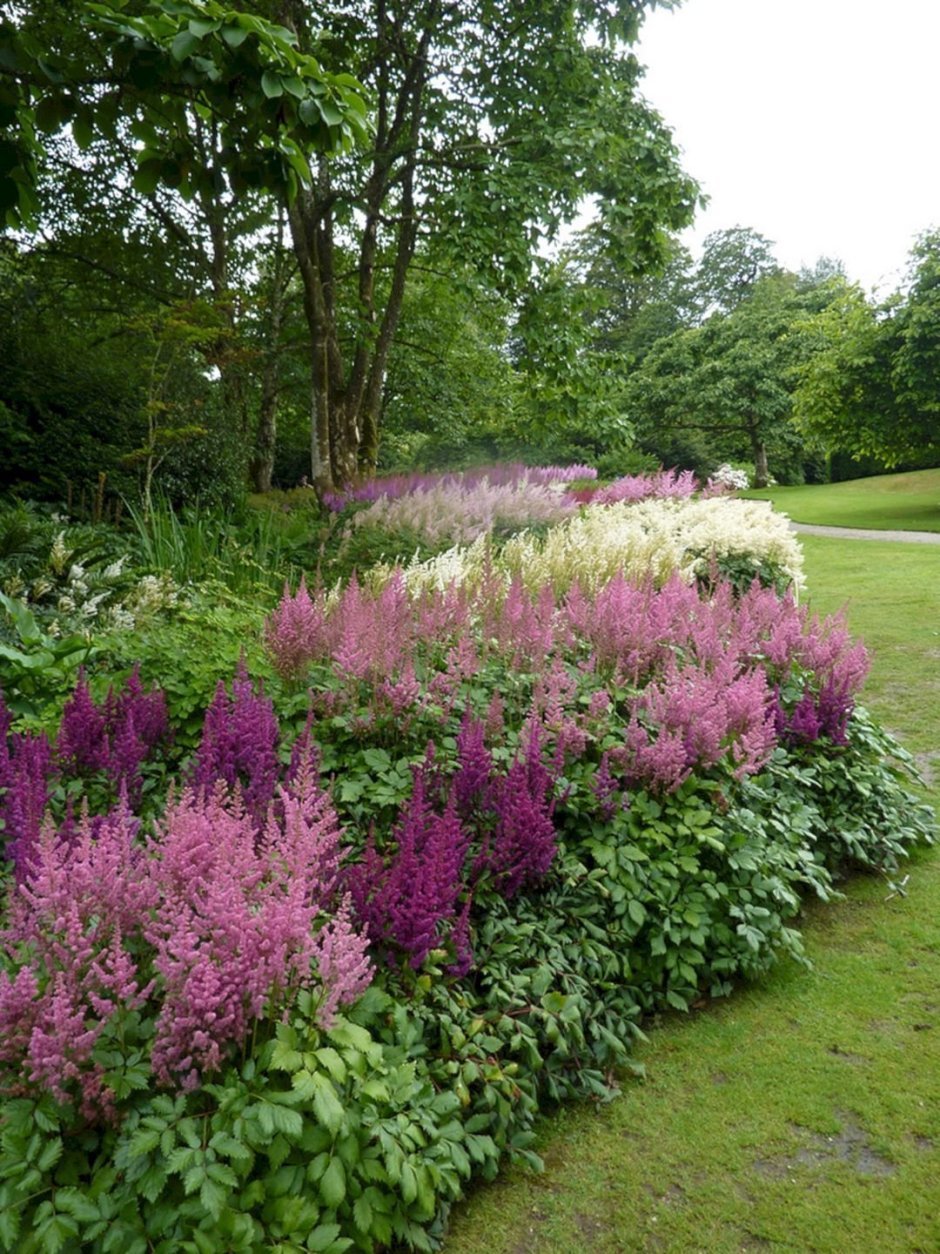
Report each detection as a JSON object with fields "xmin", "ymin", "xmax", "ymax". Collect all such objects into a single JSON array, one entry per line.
[{"xmin": 635, "ymin": 0, "xmax": 940, "ymax": 295}]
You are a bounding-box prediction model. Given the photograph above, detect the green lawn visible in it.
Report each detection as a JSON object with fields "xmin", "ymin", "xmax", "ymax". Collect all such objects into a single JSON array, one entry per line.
[
  {"xmin": 442, "ymin": 534, "xmax": 940, "ymax": 1253},
  {"xmin": 742, "ymin": 467, "xmax": 940, "ymax": 532}
]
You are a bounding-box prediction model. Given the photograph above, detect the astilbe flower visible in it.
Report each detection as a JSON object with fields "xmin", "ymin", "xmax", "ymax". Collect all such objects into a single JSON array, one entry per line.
[
  {"xmin": 476, "ymin": 724, "xmax": 557, "ymax": 898},
  {"xmin": 191, "ymin": 660, "xmax": 280, "ymax": 824},
  {"xmin": 453, "ymin": 713, "xmax": 495, "ymax": 819},
  {"xmin": 2, "ymin": 731, "xmax": 56, "ymax": 879},
  {"xmin": 56, "ymin": 671, "xmax": 109, "ymax": 773},
  {"xmin": 590, "ymin": 467, "xmax": 699, "ymax": 506},
  {"xmin": 626, "ymin": 657, "xmax": 775, "ymax": 793},
  {"xmin": 56, "ymin": 666, "xmax": 168, "ymax": 803},
  {"xmin": 264, "ymin": 575, "xmax": 328, "ymax": 682},
  {"xmin": 0, "ymin": 802, "xmax": 156, "ymax": 1119},
  {"xmin": 145, "ymin": 760, "xmax": 369, "ymax": 1089},
  {"xmin": 345, "ymin": 762, "xmax": 470, "ymax": 969}
]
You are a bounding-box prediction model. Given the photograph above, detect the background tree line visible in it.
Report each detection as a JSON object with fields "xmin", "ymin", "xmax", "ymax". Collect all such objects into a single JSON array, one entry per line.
[{"xmin": 1, "ymin": 0, "xmax": 938, "ymax": 512}]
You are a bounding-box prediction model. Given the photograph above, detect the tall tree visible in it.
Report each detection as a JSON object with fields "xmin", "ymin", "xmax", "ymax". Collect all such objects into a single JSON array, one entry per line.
[
  {"xmin": 792, "ymin": 233, "xmax": 940, "ymax": 468},
  {"xmin": 626, "ymin": 273, "xmax": 831, "ymax": 486},
  {"xmin": 275, "ymin": 0, "xmax": 699, "ymax": 489}
]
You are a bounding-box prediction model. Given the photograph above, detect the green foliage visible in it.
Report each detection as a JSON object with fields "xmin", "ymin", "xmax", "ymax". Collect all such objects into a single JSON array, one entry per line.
[
  {"xmin": 626, "ymin": 274, "xmax": 833, "ymax": 485},
  {"xmin": 793, "ymin": 234, "xmax": 940, "ymax": 467},
  {"xmin": 0, "ymin": 592, "xmax": 93, "ymax": 719},
  {"xmin": 0, "ymin": 999, "xmax": 476, "ymax": 1253},
  {"xmin": 0, "ymin": 0, "xmax": 370, "ymax": 228}
]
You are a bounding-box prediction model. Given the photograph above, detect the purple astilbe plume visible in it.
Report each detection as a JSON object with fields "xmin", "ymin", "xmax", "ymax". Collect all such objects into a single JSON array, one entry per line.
[
  {"xmin": 56, "ymin": 667, "xmax": 168, "ymax": 803},
  {"xmin": 0, "ymin": 689, "xmax": 14, "ymax": 790},
  {"xmin": 264, "ymin": 576, "xmax": 328, "ymax": 682},
  {"xmin": 2, "ymin": 731, "xmax": 56, "ymax": 879},
  {"xmin": 477, "ymin": 723, "xmax": 557, "ymax": 899},
  {"xmin": 446, "ymin": 894, "xmax": 475, "ymax": 978},
  {"xmin": 345, "ymin": 764, "xmax": 470, "ymax": 969},
  {"xmin": 780, "ymin": 690, "xmax": 823, "ymax": 745},
  {"xmin": 454, "ymin": 713, "xmax": 495, "ymax": 819},
  {"xmin": 191, "ymin": 660, "xmax": 280, "ymax": 824},
  {"xmin": 56, "ymin": 670, "xmax": 109, "ymax": 774}
]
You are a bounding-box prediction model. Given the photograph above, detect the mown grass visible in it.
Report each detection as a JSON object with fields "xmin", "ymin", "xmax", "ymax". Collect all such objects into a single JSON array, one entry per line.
[
  {"xmin": 442, "ymin": 534, "xmax": 940, "ymax": 1253},
  {"xmin": 742, "ymin": 467, "xmax": 940, "ymax": 532}
]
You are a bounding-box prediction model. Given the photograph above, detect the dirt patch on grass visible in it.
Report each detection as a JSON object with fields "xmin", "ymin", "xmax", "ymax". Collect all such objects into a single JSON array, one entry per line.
[{"xmin": 752, "ymin": 1111, "xmax": 896, "ymax": 1179}]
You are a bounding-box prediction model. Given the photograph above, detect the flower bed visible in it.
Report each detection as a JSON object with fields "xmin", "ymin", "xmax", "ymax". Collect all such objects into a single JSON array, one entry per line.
[{"xmin": 0, "ymin": 474, "xmax": 934, "ymax": 1252}]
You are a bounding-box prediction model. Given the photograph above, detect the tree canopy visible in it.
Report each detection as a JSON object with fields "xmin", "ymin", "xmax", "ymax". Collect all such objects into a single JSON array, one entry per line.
[
  {"xmin": 792, "ymin": 231, "xmax": 940, "ymax": 468},
  {"xmin": 1, "ymin": 0, "xmax": 702, "ymax": 496}
]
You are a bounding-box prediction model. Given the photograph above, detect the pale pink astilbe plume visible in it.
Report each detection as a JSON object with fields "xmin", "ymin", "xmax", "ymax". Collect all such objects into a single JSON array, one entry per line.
[
  {"xmin": 346, "ymin": 478, "xmax": 575, "ymax": 546},
  {"xmin": 592, "ymin": 467, "xmax": 699, "ymax": 506},
  {"xmin": 332, "ymin": 572, "xmax": 414, "ymax": 684},
  {"xmin": 264, "ymin": 575, "xmax": 328, "ymax": 683},
  {"xmin": 312, "ymin": 895, "xmax": 373, "ymax": 1028}
]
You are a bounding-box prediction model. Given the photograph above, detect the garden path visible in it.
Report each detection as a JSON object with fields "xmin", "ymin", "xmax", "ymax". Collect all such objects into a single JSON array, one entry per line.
[{"xmin": 789, "ymin": 521, "xmax": 940, "ymax": 544}]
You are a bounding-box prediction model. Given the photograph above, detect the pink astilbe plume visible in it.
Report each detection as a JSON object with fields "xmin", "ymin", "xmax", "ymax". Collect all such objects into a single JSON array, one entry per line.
[
  {"xmin": 264, "ymin": 575, "xmax": 328, "ymax": 683},
  {"xmin": 0, "ymin": 801, "xmax": 155, "ymax": 1119},
  {"xmin": 590, "ymin": 467, "xmax": 699, "ymax": 506},
  {"xmin": 191, "ymin": 660, "xmax": 280, "ymax": 824},
  {"xmin": 146, "ymin": 760, "xmax": 369, "ymax": 1088}
]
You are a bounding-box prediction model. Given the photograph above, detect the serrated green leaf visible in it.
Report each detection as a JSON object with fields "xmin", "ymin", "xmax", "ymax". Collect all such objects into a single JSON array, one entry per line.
[
  {"xmin": 319, "ymin": 1156, "xmax": 345, "ymax": 1208},
  {"xmin": 353, "ymin": 1193, "xmax": 372, "ymax": 1233},
  {"xmin": 307, "ymin": 1223, "xmax": 341, "ymax": 1252},
  {"xmin": 312, "ymin": 1078, "xmax": 344, "ymax": 1136}
]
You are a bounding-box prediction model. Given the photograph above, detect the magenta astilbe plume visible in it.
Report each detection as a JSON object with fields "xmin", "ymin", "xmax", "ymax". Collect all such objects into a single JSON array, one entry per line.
[
  {"xmin": 57, "ymin": 670, "xmax": 109, "ymax": 774},
  {"xmin": 56, "ymin": 666, "xmax": 168, "ymax": 803},
  {"xmin": 479, "ymin": 724, "xmax": 557, "ymax": 899},
  {"xmin": 454, "ymin": 713, "xmax": 495, "ymax": 819},
  {"xmin": 264, "ymin": 576, "xmax": 328, "ymax": 682},
  {"xmin": 3, "ymin": 731, "xmax": 56, "ymax": 879},
  {"xmin": 346, "ymin": 765, "xmax": 470, "ymax": 969},
  {"xmin": 191, "ymin": 660, "xmax": 280, "ymax": 824}
]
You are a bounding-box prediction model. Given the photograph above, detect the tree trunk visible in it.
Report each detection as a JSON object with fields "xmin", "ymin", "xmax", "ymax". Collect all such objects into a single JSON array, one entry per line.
[
  {"xmin": 250, "ymin": 211, "xmax": 290, "ymax": 494},
  {"xmin": 751, "ymin": 433, "xmax": 770, "ymax": 488}
]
